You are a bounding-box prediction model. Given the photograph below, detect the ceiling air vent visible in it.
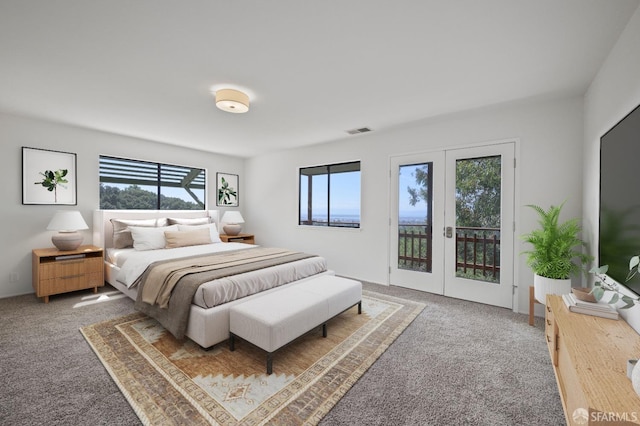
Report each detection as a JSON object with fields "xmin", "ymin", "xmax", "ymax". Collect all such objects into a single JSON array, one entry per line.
[{"xmin": 345, "ymin": 127, "xmax": 372, "ymax": 135}]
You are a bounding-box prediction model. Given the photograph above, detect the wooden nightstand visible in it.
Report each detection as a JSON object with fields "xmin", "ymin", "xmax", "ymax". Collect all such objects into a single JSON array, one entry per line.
[
  {"xmin": 32, "ymin": 245, "xmax": 104, "ymax": 303},
  {"xmin": 219, "ymin": 233, "xmax": 255, "ymax": 244}
]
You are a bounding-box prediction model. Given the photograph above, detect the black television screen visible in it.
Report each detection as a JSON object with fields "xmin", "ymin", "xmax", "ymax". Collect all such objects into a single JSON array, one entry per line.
[{"xmin": 599, "ymin": 103, "xmax": 640, "ymax": 295}]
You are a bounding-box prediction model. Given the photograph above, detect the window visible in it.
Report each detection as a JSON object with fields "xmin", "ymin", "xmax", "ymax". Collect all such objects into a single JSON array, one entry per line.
[
  {"xmin": 99, "ymin": 156, "xmax": 206, "ymax": 210},
  {"xmin": 299, "ymin": 161, "xmax": 360, "ymax": 228}
]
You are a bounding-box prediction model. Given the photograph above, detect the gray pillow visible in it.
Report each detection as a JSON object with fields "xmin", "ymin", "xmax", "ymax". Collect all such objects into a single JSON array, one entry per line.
[{"xmin": 110, "ymin": 218, "xmax": 168, "ymax": 248}]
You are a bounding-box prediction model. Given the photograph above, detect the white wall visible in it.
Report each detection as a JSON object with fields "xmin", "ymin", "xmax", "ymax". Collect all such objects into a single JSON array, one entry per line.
[
  {"xmin": 0, "ymin": 112, "xmax": 244, "ymax": 298},
  {"xmin": 583, "ymin": 6, "xmax": 640, "ymax": 328},
  {"xmin": 245, "ymin": 95, "xmax": 585, "ymax": 314}
]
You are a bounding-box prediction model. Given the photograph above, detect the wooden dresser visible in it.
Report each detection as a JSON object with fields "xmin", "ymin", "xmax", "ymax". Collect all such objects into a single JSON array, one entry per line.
[
  {"xmin": 545, "ymin": 295, "xmax": 640, "ymax": 424},
  {"xmin": 32, "ymin": 245, "xmax": 104, "ymax": 303}
]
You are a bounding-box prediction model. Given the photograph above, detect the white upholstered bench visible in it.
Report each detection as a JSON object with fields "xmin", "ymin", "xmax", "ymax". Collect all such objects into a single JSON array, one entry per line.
[{"xmin": 229, "ymin": 275, "xmax": 362, "ymax": 374}]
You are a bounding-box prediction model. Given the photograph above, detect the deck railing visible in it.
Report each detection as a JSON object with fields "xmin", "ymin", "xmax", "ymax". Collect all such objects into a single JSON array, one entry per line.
[
  {"xmin": 398, "ymin": 224, "xmax": 433, "ymax": 272},
  {"xmin": 398, "ymin": 224, "xmax": 500, "ymax": 281}
]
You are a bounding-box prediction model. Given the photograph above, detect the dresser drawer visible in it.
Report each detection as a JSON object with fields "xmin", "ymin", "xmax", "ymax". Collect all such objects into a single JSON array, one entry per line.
[{"xmin": 545, "ymin": 302, "xmax": 558, "ymax": 366}]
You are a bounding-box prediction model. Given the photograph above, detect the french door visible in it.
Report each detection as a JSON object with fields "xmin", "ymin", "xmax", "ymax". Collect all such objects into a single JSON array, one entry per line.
[{"xmin": 389, "ymin": 142, "xmax": 515, "ymax": 308}]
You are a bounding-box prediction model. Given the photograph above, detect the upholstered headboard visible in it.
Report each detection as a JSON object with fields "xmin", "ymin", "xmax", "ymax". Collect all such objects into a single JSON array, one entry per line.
[{"xmin": 93, "ymin": 209, "xmax": 220, "ymax": 249}]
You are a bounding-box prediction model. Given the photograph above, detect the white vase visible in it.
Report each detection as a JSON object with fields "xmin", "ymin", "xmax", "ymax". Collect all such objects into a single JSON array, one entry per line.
[
  {"xmin": 534, "ymin": 274, "xmax": 571, "ymax": 306},
  {"xmin": 632, "ymin": 360, "xmax": 640, "ymax": 397}
]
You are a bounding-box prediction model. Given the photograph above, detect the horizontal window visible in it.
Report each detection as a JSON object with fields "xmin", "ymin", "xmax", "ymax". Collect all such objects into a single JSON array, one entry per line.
[
  {"xmin": 299, "ymin": 161, "xmax": 360, "ymax": 228},
  {"xmin": 99, "ymin": 156, "xmax": 205, "ymax": 210}
]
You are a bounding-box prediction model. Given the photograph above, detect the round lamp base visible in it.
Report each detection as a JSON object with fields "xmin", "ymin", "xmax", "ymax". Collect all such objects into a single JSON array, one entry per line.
[
  {"xmin": 52, "ymin": 232, "xmax": 83, "ymax": 251},
  {"xmin": 223, "ymin": 224, "xmax": 242, "ymax": 236}
]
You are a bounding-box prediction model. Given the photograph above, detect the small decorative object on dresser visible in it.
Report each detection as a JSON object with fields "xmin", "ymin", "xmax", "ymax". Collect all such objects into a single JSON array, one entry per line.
[
  {"xmin": 632, "ymin": 361, "xmax": 640, "ymax": 397},
  {"xmin": 32, "ymin": 245, "xmax": 104, "ymax": 303},
  {"xmin": 221, "ymin": 210, "xmax": 244, "ymax": 236},
  {"xmin": 571, "ymin": 286, "xmax": 597, "ymax": 302}
]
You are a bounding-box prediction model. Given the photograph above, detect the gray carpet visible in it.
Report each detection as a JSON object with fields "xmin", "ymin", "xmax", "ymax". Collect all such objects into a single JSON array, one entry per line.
[{"xmin": 0, "ymin": 283, "xmax": 565, "ymax": 425}]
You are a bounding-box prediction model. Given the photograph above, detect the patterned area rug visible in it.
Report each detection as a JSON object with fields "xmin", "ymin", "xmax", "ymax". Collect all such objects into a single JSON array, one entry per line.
[{"xmin": 81, "ymin": 290, "xmax": 425, "ymax": 425}]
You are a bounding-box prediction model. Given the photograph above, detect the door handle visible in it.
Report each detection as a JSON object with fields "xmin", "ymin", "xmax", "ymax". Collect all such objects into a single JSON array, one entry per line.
[{"xmin": 445, "ymin": 226, "xmax": 453, "ymax": 238}]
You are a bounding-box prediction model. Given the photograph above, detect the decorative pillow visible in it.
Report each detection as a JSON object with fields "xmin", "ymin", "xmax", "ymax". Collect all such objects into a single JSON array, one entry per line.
[
  {"xmin": 165, "ymin": 228, "xmax": 212, "ymax": 248},
  {"xmin": 167, "ymin": 217, "xmax": 211, "ymax": 226},
  {"xmin": 177, "ymin": 223, "xmax": 222, "ymax": 243},
  {"xmin": 111, "ymin": 218, "xmax": 168, "ymax": 249},
  {"xmin": 129, "ymin": 225, "xmax": 178, "ymax": 251}
]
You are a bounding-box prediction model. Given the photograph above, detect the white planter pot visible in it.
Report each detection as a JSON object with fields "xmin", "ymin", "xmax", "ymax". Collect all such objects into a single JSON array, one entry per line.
[
  {"xmin": 534, "ymin": 274, "xmax": 571, "ymax": 306},
  {"xmin": 632, "ymin": 361, "xmax": 640, "ymax": 397}
]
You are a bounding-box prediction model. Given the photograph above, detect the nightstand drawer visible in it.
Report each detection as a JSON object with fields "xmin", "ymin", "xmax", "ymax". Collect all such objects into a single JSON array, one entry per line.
[
  {"xmin": 56, "ymin": 259, "xmax": 85, "ymax": 278},
  {"xmin": 40, "ymin": 275, "xmax": 84, "ymax": 295},
  {"xmin": 85, "ymin": 257, "xmax": 103, "ymax": 274},
  {"xmin": 87, "ymin": 272, "xmax": 104, "ymax": 287}
]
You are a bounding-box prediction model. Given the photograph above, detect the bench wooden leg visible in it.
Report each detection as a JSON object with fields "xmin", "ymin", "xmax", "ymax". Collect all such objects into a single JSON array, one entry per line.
[
  {"xmin": 322, "ymin": 323, "xmax": 327, "ymax": 338},
  {"xmin": 267, "ymin": 353, "xmax": 273, "ymax": 375},
  {"xmin": 358, "ymin": 301, "xmax": 362, "ymax": 314},
  {"xmin": 229, "ymin": 334, "xmax": 235, "ymax": 351}
]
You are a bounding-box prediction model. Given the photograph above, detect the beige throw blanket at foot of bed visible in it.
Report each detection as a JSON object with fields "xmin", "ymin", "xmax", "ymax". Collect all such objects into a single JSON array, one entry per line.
[{"xmin": 134, "ymin": 247, "xmax": 316, "ymax": 340}]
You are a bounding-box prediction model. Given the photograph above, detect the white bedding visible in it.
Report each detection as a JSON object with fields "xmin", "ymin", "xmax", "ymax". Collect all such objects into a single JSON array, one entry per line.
[
  {"xmin": 115, "ymin": 242, "xmax": 256, "ymax": 287},
  {"xmin": 193, "ymin": 256, "xmax": 327, "ymax": 308},
  {"xmin": 106, "ymin": 248, "xmax": 135, "ymax": 267},
  {"xmin": 110, "ymin": 242, "xmax": 328, "ymax": 310},
  {"xmin": 95, "ymin": 209, "xmax": 332, "ymax": 348}
]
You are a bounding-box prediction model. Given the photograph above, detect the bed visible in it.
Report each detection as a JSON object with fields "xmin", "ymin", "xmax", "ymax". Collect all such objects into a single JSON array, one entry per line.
[{"xmin": 93, "ymin": 209, "xmax": 332, "ymax": 348}]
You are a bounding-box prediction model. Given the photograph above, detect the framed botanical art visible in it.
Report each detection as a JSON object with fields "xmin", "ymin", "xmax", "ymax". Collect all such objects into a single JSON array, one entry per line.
[
  {"xmin": 22, "ymin": 147, "xmax": 77, "ymax": 205},
  {"xmin": 216, "ymin": 172, "xmax": 239, "ymax": 206}
]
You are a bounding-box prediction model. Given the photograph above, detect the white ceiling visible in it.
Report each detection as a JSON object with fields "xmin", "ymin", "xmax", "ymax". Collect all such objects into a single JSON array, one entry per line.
[{"xmin": 0, "ymin": 1, "xmax": 638, "ymax": 158}]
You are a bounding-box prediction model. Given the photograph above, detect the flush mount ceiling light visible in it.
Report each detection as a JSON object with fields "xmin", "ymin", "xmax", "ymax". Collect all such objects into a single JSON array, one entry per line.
[{"xmin": 215, "ymin": 89, "xmax": 250, "ymax": 113}]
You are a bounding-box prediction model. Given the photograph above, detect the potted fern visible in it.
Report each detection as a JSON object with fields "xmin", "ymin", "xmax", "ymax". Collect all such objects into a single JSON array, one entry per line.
[{"xmin": 521, "ymin": 202, "xmax": 592, "ymax": 305}]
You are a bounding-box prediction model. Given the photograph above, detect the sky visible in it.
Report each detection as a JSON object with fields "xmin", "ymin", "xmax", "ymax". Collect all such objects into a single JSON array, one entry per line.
[
  {"xmin": 398, "ymin": 164, "xmax": 428, "ymax": 218},
  {"xmin": 300, "ymin": 166, "xmax": 428, "ymax": 219},
  {"xmin": 106, "ymin": 166, "xmax": 428, "ymax": 219}
]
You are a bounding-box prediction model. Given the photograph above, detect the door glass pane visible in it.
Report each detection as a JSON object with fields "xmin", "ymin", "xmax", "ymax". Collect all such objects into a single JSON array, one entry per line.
[
  {"xmin": 398, "ymin": 163, "xmax": 432, "ymax": 272},
  {"xmin": 329, "ymin": 169, "xmax": 360, "ymax": 227},
  {"xmin": 455, "ymin": 156, "xmax": 501, "ymax": 283}
]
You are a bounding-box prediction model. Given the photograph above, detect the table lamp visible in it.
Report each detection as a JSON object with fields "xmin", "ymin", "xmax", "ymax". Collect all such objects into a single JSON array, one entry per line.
[
  {"xmin": 47, "ymin": 210, "xmax": 89, "ymax": 251},
  {"xmin": 222, "ymin": 211, "xmax": 244, "ymax": 236}
]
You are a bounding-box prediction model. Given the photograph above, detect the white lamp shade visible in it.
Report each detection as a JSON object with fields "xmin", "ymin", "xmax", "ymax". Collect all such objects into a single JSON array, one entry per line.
[
  {"xmin": 215, "ymin": 89, "xmax": 250, "ymax": 113},
  {"xmin": 222, "ymin": 211, "xmax": 244, "ymax": 224},
  {"xmin": 47, "ymin": 210, "xmax": 89, "ymax": 231}
]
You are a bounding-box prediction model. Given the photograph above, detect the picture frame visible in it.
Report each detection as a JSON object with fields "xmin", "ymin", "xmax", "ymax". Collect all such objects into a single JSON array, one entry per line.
[
  {"xmin": 216, "ymin": 172, "xmax": 239, "ymax": 207},
  {"xmin": 22, "ymin": 147, "xmax": 77, "ymax": 205}
]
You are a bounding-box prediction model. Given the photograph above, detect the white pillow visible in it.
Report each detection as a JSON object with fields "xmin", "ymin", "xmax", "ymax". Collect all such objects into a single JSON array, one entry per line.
[
  {"xmin": 129, "ymin": 225, "xmax": 179, "ymax": 251},
  {"xmin": 167, "ymin": 217, "xmax": 210, "ymax": 226},
  {"xmin": 177, "ymin": 223, "xmax": 222, "ymax": 243},
  {"xmin": 110, "ymin": 218, "xmax": 168, "ymax": 248}
]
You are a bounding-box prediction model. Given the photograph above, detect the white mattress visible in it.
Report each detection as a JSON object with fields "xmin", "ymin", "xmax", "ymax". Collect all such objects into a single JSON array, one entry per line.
[
  {"xmin": 106, "ymin": 247, "xmax": 136, "ymax": 267},
  {"xmin": 114, "ymin": 242, "xmax": 256, "ymax": 287},
  {"xmin": 106, "ymin": 242, "xmax": 327, "ymax": 310},
  {"xmin": 193, "ymin": 256, "xmax": 327, "ymax": 308}
]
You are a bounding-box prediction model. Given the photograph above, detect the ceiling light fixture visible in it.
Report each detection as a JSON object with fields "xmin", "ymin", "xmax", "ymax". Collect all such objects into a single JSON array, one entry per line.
[{"xmin": 215, "ymin": 89, "xmax": 250, "ymax": 113}]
